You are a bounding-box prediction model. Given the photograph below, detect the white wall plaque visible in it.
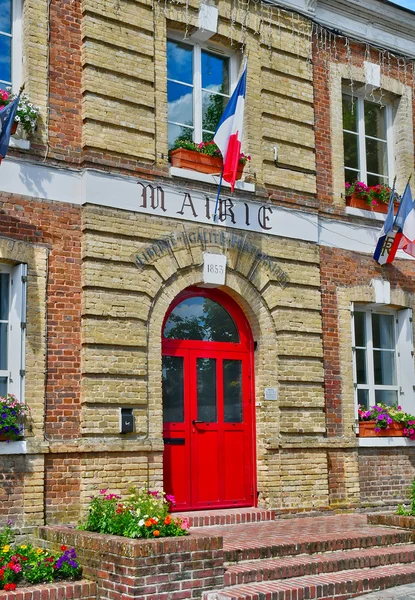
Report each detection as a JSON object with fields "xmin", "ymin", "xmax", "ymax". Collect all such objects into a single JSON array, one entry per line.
[
  {"xmin": 203, "ymin": 253, "xmax": 227, "ymax": 285},
  {"xmin": 264, "ymin": 387, "xmax": 278, "ymax": 401},
  {"xmin": 364, "ymin": 61, "xmax": 381, "ymax": 87}
]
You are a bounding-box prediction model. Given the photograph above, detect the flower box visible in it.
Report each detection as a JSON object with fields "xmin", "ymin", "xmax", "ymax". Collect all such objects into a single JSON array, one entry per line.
[
  {"xmin": 11, "ymin": 121, "xmax": 18, "ymax": 135},
  {"xmin": 358, "ymin": 421, "xmax": 405, "ymax": 437},
  {"xmin": 170, "ymin": 148, "xmax": 244, "ymax": 179},
  {"xmin": 346, "ymin": 194, "xmax": 399, "ymax": 214}
]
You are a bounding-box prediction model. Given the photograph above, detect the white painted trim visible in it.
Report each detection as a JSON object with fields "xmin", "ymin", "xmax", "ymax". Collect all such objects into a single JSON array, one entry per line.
[
  {"xmin": 345, "ymin": 206, "xmax": 388, "ymax": 222},
  {"xmin": 11, "ymin": 0, "xmax": 22, "ymax": 91},
  {"xmin": 167, "ymin": 34, "xmax": 238, "ymax": 145},
  {"xmin": 170, "ymin": 166, "xmax": 256, "ymax": 192},
  {"xmin": 358, "ymin": 437, "xmax": 415, "ymax": 447},
  {"xmin": 0, "ymin": 440, "xmax": 26, "ymax": 454},
  {"xmin": 1, "ymin": 157, "xmax": 415, "ymax": 261},
  {"xmin": 343, "ymin": 90, "xmax": 393, "ymax": 187},
  {"xmin": 9, "ymin": 137, "xmax": 30, "ymax": 150}
]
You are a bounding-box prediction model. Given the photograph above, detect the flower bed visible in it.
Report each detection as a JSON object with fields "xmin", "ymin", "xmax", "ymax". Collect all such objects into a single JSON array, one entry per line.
[
  {"xmin": 0, "ymin": 524, "xmax": 82, "ymax": 592},
  {"xmin": 36, "ymin": 525, "xmax": 225, "ymax": 600},
  {"xmin": 79, "ymin": 487, "xmax": 189, "ymax": 539}
]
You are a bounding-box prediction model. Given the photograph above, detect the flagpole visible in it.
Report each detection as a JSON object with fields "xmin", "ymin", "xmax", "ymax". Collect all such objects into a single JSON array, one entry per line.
[{"xmin": 213, "ymin": 168, "xmax": 224, "ymax": 223}]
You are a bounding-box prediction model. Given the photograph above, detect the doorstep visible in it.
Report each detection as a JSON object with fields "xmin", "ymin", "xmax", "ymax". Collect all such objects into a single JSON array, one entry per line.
[{"xmin": 174, "ymin": 507, "xmax": 277, "ymax": 527}]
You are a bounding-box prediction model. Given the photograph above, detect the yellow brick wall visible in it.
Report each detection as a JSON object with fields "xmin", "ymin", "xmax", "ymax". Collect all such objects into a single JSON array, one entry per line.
[
  {"xmin": 81, "ymin": 0, "xmax": 316, "ymax": 195},
  {"xmin": 80, "ymin": 203, "xmax": 328, "ymax": 508}
]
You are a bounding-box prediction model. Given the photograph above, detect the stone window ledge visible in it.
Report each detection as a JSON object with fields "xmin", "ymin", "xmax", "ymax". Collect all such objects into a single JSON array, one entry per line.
[
  {"xmin": 10, "ymin": 137, "xmax": 30, "ymax": 150},
  {"xmin": 0, "ymin": 440, "xmax": 27, "ymax": 454},
  {"xmin": 170, "ymin": 166, "xmax": 256, "ymax": 193},
  {"xmin": 345, "ymin": 206, "xmax": 387, "ymax": 221},
  {"xmin": 358, "ymin": 437, "xmax": 415, "ymax": 447}
]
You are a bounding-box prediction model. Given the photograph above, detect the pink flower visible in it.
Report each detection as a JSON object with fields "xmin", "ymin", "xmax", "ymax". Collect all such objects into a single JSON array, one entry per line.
[{"xmin": 181, "ymin": 518, "xmax": 189, "ymax": 531}]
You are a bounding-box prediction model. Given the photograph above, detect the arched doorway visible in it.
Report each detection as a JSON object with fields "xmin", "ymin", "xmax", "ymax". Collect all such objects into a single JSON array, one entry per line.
[{"xmin": 162, "ymin": 287, "xmax": 256, "ymax": 511}]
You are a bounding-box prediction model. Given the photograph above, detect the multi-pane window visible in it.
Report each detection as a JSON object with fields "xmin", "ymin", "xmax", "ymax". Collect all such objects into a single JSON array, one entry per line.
[
  {"xmin": 353, "ymin": 309, "xmax": 399, "ymax": 409},
  {"xmin": 342, "ymin": 93, "xmax": 392, "ymax": 187},
  {"xmin": 0, "ymin": 0, "xmax": 12, "ymax": 86},
  {"xmin": 167, "ymin": 39, "xmax": 231, "ymax": 148},
  {"xmin": 0, "ymin": 263, "xmax": 26, "ymax": 401}
]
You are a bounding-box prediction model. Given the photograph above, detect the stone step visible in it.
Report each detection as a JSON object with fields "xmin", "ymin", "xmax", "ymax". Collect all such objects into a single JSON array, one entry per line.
[
  {"xmin": 224, "ymin": 543, "xmax": 415, "ymax": 586},
  {"xmin": 222, "ymin": 528, "xmax": 413, "ymax": 563},
  {"xmin": 175, "ymin": 507, "xmax": 278, "ymax": 527},
  {"xmin": 205, "ymin": 562, "xmax": 415, "ymax": 600}
]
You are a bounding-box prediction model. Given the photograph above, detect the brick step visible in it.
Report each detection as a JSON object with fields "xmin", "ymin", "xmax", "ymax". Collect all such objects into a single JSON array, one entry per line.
[
  {"xmin": 223, "ymin": 529, "xmax": 413, "ymax": 563},
  {"xmin": 175, "ymin": 508, "xmax": 277, "ymax": 527},
  {"xmin": 205, "ymin": 562, "xmax": 415, "ymax": 600},
  {"xmin": 224, "ymin": 543, "xmax": 415, "ymax": 586}
]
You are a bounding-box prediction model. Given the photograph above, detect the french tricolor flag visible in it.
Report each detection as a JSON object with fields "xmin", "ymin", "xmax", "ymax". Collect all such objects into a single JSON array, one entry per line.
[{"xmin": 214, "ymin": 62, "xmax": 247, "ymax": 192}]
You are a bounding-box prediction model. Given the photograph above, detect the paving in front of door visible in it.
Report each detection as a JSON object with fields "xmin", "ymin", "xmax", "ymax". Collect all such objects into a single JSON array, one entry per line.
[{"xmin": 179, "ymin": 511, "xmax": 415, "ymax": 600}]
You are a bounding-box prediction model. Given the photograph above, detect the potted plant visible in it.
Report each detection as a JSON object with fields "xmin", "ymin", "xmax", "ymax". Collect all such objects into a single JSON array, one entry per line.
[
  {"xmin": 345, "ymin": 180, "xmax": 399, "ymax": 214},
  {"xmin": 169, "ymin": 139, "xmax": 251, "ymax": 178},
  {"xmin": 0, "ymin": 394, "xmax": 30, "ymax": 441},
  {"xmin": 358, "ymin": 403, "xmax": 415, "ymax": 437},
  {"xmin": 0, "ymin": 87, "xmax": 40, "ymax": 136}
]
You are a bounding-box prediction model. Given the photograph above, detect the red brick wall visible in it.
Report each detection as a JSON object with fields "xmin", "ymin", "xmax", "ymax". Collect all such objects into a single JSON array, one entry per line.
[
  {"xmin": 48, "ymin": 0, "xmax": 83, "ymax": 163},
  {"xmin": 313, "ymin": 38, "xmax": 415, "ymax": 215},
  {"xmin": 45, "ymin": 455, "xmax": 81, "ymax": 525},
  {"xmin": 320, "ymin": 246, "xmax": 415, "ymax": 436},
  {"xmin": 0, "ymin": 193, "xmax": 82, "ymax": 441},
  {"xmin": 359, "ymin": 448, "xmax": 415, "ymax": 507},
  {"xmin": 0, "ymin": 581, "xmax": 96, "ymax": 600},
  {"xmin": 0, "ymin": 456, "xmax": 25, "ymax": 528}
]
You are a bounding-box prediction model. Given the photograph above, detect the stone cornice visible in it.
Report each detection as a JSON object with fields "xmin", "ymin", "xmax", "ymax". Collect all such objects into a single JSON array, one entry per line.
[{"xmin": 267, "ymin": 0, "xmax": 415, "ymax": 57}]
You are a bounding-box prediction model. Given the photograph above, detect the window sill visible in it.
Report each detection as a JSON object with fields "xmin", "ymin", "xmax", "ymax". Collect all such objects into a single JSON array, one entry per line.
[
  {"xmin": 170, "ymin": 166, "xmax": 256, "ymax": 193},
  {"xmin": 345, "ymin": 206, "xmax": 387, "ymax": 221},
  {"xmin": 0, "ymin": 440, "xmax": 27, "ymax": 454},
  {"xmin": 10, "ymin": 137, "xmax": 30, "ymax": 151},
  {"xmin": 358, "ymin": 437, "xmax": 415, "ymax": 447}
]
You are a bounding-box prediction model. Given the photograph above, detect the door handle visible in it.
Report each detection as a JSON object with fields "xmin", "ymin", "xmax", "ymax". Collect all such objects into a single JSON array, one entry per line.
[{"xmin": 192, "ymin": 420, "xmax": 204, "ymax": 425}]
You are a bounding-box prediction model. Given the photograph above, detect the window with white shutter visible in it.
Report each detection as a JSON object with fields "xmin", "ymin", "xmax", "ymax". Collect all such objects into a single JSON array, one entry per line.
[{"xmin": 0, "ymin": 262, "xmax": 26, "ymax": 401}]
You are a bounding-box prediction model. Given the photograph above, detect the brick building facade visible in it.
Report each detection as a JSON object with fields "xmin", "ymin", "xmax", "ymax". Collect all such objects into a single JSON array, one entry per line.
[{"xmin": 1, "ymin": 0, "xmax": 415, "ymax": 530}]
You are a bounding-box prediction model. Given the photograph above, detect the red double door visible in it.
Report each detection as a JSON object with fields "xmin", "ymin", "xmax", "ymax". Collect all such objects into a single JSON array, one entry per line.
[{"xmin": 162, "ymin": 288, "xmax": 255, "ymax": 512}]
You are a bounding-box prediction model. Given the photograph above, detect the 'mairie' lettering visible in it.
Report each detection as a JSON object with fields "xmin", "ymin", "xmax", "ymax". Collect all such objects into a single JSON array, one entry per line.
[{"xmin": 177, "ymin": 193, "xmax": 197, "ymax": 217}]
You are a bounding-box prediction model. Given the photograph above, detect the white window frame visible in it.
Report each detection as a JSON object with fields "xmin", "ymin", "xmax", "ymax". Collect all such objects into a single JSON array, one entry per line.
[
  {"xmin": 0, "ymin": 263, "xmax": 26, "ymax": 402},
  {"xmin": 351, "ymin": 304, "xmax": 415, "ymax": 424},
  {"xmin": 342, "ymin": 88, "xmax": 394, "ymax": 187},
  {"xmin": 0, "ymin": 0, "xmax": 22, "ymax": 91},
  {"xmin": 167, "ymin": 33, "xmax": 239, "ymax": 145}
]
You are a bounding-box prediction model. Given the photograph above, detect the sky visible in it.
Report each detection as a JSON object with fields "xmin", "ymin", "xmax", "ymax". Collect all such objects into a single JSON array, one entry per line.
[{"xmin": 389, "ymin": 0, "xmax": 415, "ymax": 10}]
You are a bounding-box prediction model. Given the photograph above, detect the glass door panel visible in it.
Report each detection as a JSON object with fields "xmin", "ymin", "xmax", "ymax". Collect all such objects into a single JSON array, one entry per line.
[
  {"xmin": 223, "ymin": 359, "xmax": 242, "ymax": 422},
  {"xmin": 197, "ymin": 357, "xmax": 217, "ymax": 422},
  {"xmin": 162, "ymin": 356, "xmax": 185, "ymax": 423}
]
